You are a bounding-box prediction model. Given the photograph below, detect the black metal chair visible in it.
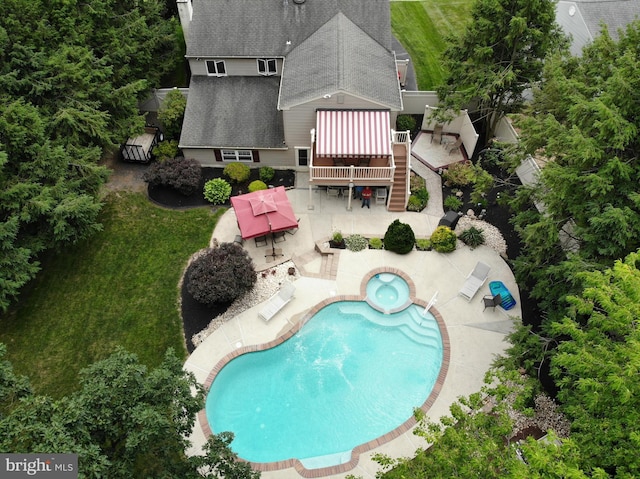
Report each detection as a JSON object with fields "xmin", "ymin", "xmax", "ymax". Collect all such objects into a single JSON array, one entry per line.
[
  {"xmin": 482, "ymin": 294, "xmax": 502, "ymax": 311},
  {"xmin": 254, "ymin": 235, "xmax": 268, "ymax": 247}
]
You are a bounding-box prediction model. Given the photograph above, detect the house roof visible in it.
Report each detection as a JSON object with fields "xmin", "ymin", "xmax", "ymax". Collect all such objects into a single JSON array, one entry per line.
[
  {"xmin": 179, "ymin": 76, "xmax": 285, "ymax": 149},
  {"xmin": 186, "ymin": 0, "xmax": 393, "ymax": 58},
  {"xmin": 556, "ymin": 0, "xmax": 640, "ymax": 55},
  {"xmin": 278, "ymin": 12, "xmax": 403, "ymax": 110}
]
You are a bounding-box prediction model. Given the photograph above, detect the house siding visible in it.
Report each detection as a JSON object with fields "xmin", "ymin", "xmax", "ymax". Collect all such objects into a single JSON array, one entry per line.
[
  {"xmin": 184, "ymin": 148, "xmax": 294, "ymax": 168},
  {"xmin": 188, "ymin": 58, "xmax": 284, "ymax": 77}
]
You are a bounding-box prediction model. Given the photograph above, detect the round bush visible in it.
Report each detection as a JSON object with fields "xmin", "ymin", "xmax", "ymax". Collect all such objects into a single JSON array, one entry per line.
[
  {"xmin": 203, "ymin": 178, "xmax": 232, "ymax": 205},
  {"xmin": 259, "ymin": 166, "xmax": 275, "ymax": 183},
  {"xmin": 430, "ymin": 226, "xmax": 457, "ymax": 253},
  {"xmin": 142, "ymin": 157, "xmax": 202, "ymax": 196},
  {"xmin": 416, "ymin": 238, "xmax": 432, "ymax": 251},
  {"xmin": 368, "ymin": 237, "xmax": 383, "ymax": 250},
  {"xmin": 248, "ymin": 180, "xmax": 267, "ymax": 192},
  {"xmin": 223, "ymin": 163, "xmax": 250, "ymax": 183},
  {"xmin": 383, "ymin": 219, "xmax": 415, "ymax": 254},
  {"xmin": 187, "ymin": 244, "xmax": 257, "ymax": 305}
]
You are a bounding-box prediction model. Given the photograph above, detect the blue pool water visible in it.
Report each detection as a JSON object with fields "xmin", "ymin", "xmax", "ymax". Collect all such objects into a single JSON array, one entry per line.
[
  {"xmin": 206, "ymin": 301, "xmax": 443, "ymax": 466},
  {"xmin": 365, "ymin": 273, "xmax": 411, "ymax": 312}
]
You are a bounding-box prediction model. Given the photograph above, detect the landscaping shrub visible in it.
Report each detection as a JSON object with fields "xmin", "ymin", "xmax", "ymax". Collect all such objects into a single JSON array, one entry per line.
[
  {"xmin": 203, "ymin": 178, "xmax": 232, "ymax": 205},
  {"xmin": 368, "ymin": 237, "xmax": 384, "ymax": 250},
  {"xmin": 416, "ymin": 238, "xmax": 432, "ymax": 251},
  {"xmin": 142, "ymin": 157, "xmax": 202, "ymax": 196},
  {"xmin": 157, "ymin": 88, "xmax": 187, "ymax": 140},
  {"xmin": 407, "ymin": 187, "xmax": 429, "ymax": 211},
  {"xmin": 444, "ymin": 195, "xmax": 464, "ymax": 211},
  {"xmin": 407, "ymin": 195, "xmax": 423, "ymax": 212},
  {"xmin": 187, "ymin": 243, "xmax": 257, "ymax": 305},
  {"xmin": 248, "ymin": 180, "xmax": 267, "ymax": 192},
  {"xmin": 152, "ymin": 140, "xmax": 179, "ymax": 161},
  {"xmin": 259, "ymin": 166, "xmax": 275, "ymax": 183},
  {"xmin": 459, "ymin": 226, "xmax": 485, "ymax": 249},
  {"xmin": 345, "ymin": 234, "xmax": 368, "ymax": 252},
  {"xmin": 442, "ymin": 162, "xmax": 475, "ymax": 187},
  {"xmin": 330, "ymin": 230, "xmax": 345, "ymax": 248},
  {"xmin": 383, "ymin": 219, "xmax": 415, "ymax": 254},
  {"xmin": 396, "ymin": 114, "xmax": 417, "ymax": 132},
  {"xmin": 223, "ymin": 162, "xmax": 250, "ymax": 183},
  {"xmin": 430, "ymin": 226, "xmax": 457, "ymax": 253}
]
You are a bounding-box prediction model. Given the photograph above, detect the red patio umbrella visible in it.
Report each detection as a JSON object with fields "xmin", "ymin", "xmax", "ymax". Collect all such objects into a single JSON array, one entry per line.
[{"xmin": 230, "ymin": 186, "xmax": 298, "ymax": 239}]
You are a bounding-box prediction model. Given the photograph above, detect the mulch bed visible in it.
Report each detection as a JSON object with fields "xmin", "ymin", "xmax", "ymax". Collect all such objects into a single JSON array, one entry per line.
[{"xmin": 148, "ymin": 167, "xmax": 296, "ymax": 208}]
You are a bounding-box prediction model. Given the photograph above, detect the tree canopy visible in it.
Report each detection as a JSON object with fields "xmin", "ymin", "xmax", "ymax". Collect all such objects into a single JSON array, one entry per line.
[
  {"xmin": 0, "ymin": 0, "xmax": 180, "ymax": 310},
  {"xmin": 0, "ymin": 346, "xmax": 260, "ymax": 478},
  {"xmin": 436, "ymin": 0, "xmax": 565, "ymax": 141}
]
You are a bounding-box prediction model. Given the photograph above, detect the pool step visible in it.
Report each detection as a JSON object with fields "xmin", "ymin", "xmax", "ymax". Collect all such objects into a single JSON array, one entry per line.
[{"xmin": 338, "ymin": 304, "xmax": 442, "ymax": 348}]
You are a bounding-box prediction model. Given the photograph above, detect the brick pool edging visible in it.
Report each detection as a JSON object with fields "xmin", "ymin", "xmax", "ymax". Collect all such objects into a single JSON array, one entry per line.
[{"xmin": 197, "ymin": 266, "xmax": 451, "ymax": 477}]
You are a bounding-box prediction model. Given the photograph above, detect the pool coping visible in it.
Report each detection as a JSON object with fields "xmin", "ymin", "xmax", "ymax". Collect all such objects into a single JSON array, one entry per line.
[{"xmin": 197, "ymin": 267, "xmax": 451, "ymax": 477}]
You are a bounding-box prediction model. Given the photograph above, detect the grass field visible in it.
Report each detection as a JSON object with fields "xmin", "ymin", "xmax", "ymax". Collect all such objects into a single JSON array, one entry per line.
[
  {"xmin": 0, "ymin": 193, "xmax": 223, "ymax": 397},
  {"xmin": 391, "ymin": 0, "xmax": 472, "ymax": 90}
]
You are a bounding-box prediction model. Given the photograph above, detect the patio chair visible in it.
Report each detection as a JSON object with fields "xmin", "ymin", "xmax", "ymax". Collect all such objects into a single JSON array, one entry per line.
[
  {"xmin": 447, "ymin": 137, "xmax": 463, "ymax": 155},
  {"xmin": 258, "ymin": 281, "xmax": 296, "ymax": 322},
  {"xmin": 431, "ymin": 124, "xmax": 443, "ymax": 144},
  {"xmin": 254, "ymin": 235, "xmax": 268, "ymax": 247},
  {"xmin": 459, "ymin": 261, "xmax": 491, "ymax": 302},
  {"xmin": 375, "ymin": 187, "xmax": 388, "ymax": 205},
  {"xmin": 272, "ymin": 230, "xmax": 286, "ymax": 243},
  {"xmin": 286, "ymin": 218, "xmax": 300, "ymax": 235},
  {"xmin": 482, "ymin": 294, "xmax": 502, "ymax": 311}
]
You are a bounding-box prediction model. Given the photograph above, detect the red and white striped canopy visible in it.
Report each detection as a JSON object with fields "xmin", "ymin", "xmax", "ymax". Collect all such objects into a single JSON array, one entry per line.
[{"xmin": 316, "ymin": 110, "xmax": 392, "ymax": 157}]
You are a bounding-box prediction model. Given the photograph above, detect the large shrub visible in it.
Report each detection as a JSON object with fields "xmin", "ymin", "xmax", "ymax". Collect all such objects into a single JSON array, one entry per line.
[
  {"xmin": 442, "ymin": 162, "xmax": 475, "ymax": 187},
  {"xmin": 152, "ymin": 140, "xmax": 179, "ymax": 161},
  {"xmin": 203, "ymin": 178, "xmax": 232, "ymax": 205},
  {"xmin": 187, "ymin": 244, "xmax": 257, "ymax": 305},
  {"xmin": 430, "ymin": 226, "xmax": 457, "ymax": 253},
  {"xmin": 157, "ymin": 89, "xmax": 187, "ymax": 140},
  {"xmin": 396, "ymin": 114, "xmax": 417, "ymax": 132},
  {"xmin": 223, "ymin": 163, "xmax": 250, "ymax": 183},
  {"xmin": 142, "ymin": 157, "xmax": 202, "ymax": 196},
  {"xmin": 383, "ymin": 219, "xmax": 415, "ymax": 254}
]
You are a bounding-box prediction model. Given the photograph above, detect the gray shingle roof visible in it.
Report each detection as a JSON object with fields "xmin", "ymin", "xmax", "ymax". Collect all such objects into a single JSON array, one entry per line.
[
  {"xmin": 278, "ymin": 12, "xmax": 402, "ymax": 110},
  {"xmin": 186, "ymin": 0, "xmax": 393, "ymax": 57},
  {"xmin": 179, "ymin": 76, "xmax": 285, "ymax": 148},
  {"xmin": 557, "ymin": 0, "xmax": 640, "ymax": 55}
]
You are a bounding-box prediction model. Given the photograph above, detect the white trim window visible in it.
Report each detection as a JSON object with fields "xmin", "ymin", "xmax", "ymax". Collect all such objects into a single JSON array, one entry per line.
[
  {"xmin": 295, "ymin": 147, "xmax": 310, "ymax": 166},
  {"xmin": 206, "ymin": 60, "xmax": 227, "ymax": 77},
  {"xmin": 257, "ymin": 58, "xmax": 277, "ymax": 76},
  {"xmin": 222, "ymin": 150, "xmax": 253, "ymax": 162}
]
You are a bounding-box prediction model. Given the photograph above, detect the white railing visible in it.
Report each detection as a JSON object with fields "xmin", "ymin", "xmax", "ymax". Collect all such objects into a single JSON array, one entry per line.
[{"xmin": 309, "ymin": 165, "xmax": 395, "ymax": 182}]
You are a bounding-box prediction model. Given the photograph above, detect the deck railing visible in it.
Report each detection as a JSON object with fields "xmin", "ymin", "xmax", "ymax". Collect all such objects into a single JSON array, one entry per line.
[
  {"xmin": 310, "ymin": 130, "xmax": 411, "ymax": 183},
  {"xmin": 309, "ymin": 164, "xmax": 395, "ymax": 182}
]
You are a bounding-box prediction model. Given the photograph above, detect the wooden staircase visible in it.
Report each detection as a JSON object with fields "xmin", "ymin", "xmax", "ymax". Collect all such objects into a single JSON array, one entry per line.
[{"xmin": 387, "ymin": 144, "xmax": 409, "ymax": 212}]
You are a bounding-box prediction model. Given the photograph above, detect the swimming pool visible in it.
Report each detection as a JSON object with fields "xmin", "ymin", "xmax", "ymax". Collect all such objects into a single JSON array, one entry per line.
[{"xmin": 205, "ymin": 297, "xmax": 444, "ymax": 467}]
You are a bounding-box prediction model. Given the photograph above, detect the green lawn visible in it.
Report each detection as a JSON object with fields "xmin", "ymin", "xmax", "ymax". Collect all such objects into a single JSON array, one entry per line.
[
  {"xmin": 0, "ymin": 192, "xmax": 223, "ymax": 398},
  {"xmin": 391, "ymin": 0, "xmax": 472, "ymax": 90}
]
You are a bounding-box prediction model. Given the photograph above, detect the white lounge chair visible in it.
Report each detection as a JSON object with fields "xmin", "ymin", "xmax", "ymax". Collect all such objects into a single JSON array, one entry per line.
[
  {"xmin": 258, "ymin": 281, "xmax": 296, "ymax": 322},
  {"xmin": 459, "ymin": 261, "xmax": 491, "ymax": 302}
]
